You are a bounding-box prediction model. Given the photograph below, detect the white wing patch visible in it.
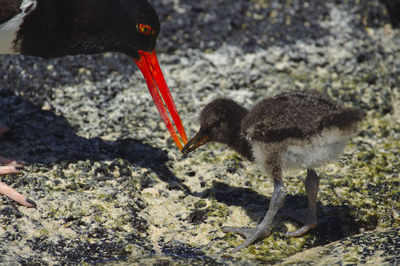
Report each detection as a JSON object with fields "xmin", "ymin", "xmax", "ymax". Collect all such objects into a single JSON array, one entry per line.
[{"xmin": 0, "ymin": 0, "xmax": 37, "ymax": 54}]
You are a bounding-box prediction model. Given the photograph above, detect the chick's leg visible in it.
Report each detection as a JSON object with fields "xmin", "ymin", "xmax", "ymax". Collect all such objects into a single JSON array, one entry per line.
[
  {"xmin": 223, "ymin": 170, "xmax": 286, "ymax": 252},
  {"xmin": 279, "ymin": 168, "xmax": 319, "ymax": 236}
]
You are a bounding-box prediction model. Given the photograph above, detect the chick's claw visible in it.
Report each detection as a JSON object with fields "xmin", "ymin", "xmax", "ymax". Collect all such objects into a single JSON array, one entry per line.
[{"xmin": 223, "ymin": 226, "xmax": 271, "ymax": 252}]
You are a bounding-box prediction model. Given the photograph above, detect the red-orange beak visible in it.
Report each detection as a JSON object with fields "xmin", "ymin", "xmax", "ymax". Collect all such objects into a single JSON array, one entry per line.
[{"xmin": 134, "ymin": 50, "xmax": 188, "ymax": 150}]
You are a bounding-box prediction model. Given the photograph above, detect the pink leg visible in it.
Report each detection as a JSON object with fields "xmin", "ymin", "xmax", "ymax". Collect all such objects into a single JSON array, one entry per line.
[
  {"xmin": 0, "ymin": 125, "xmax": 36, "ymax": 208},
  {"xmin": 0, "ymin": 156, "xmax": 23, "ymax": 174},
  {"xmin": 0, "ymin": 181, "xmax": 36, "ymax": 207},
  {"xmin": 0, "ymin": 125, "xmax": 23, "ymax": 175}
]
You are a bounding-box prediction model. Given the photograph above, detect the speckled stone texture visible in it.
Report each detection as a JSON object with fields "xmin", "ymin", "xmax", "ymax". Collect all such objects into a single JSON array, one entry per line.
[{"xmin": 0, "ymin": 0, "xmax": 399, "ymax": 264}]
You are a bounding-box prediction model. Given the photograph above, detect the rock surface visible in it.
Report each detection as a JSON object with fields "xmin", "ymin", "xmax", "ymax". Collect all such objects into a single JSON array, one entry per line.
[{"xmin": 0, "ymin": 0, "xmax": 399, "ymax": 264}]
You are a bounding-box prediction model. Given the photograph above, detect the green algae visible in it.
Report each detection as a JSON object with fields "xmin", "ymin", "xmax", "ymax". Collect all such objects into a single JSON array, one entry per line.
[{"xmin": 206, "ymin": 199, "xmax": 231, "ymax": 219}]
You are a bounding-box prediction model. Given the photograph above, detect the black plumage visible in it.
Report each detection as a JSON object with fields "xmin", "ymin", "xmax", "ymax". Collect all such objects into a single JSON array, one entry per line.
[
  {"xmin": 243, "ymin": 91, "xmax": 361, "ymax": 143},
  {"xmin": 0, "ymin": 0, "xmax": 23, "ymax": 24},
  {"xmin": 14, "ymin": 0, "xmax": 159, "ymax": 58}
]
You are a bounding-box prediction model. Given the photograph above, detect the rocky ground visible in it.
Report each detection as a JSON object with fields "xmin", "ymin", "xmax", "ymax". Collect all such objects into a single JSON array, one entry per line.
[{"xmin": 0, "ymin": 0, "xmax": 399, "ymax": 264}]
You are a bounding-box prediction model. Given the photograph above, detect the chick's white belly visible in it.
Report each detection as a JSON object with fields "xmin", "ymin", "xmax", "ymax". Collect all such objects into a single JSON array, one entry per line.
[
  {"xmin": 282, "ymin": 128, "xmax": 351, "ymax": 170},
  {"xmin": 251, "ymin": 128, "xmax": 352, "ymax": 172},
  {"xmin": 283, "ymin": 139, "xmax": 348, "ymax": 170}
]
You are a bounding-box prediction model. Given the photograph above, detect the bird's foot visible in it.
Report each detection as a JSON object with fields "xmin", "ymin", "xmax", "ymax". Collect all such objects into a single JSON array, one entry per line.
[
  {"xmin": 277, "ymin": 210, "xmax": 317, "ymax": 237},
  {"xmin": 0, "ymin": 157, "xmax": 23, "ymax": 175},
  {"xmin": 0, "ymin": 125, "xmax": 34, "ymax": 207},
  {"xmin": 0, "ymin": 163, "xmax": 33, "ymax": 207},
  {"xmin": 0, "ymin": 181, "xmax": 36, "ymax": 208},
  {"xmin": 0, "ymin": 155, "xmax": 34, "ymax": 207},
  {"xmin": 0, "ymin": 163, "xmax": 34, "ymax": 207},
  {"xmin": 222, "ymin": 226, "xmax": 271, "ymax": 252}
]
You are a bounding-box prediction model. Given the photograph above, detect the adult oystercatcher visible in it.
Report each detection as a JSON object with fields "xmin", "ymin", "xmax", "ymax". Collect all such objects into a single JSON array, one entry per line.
[
  {"xmin": 0, "ymin": 0, "xmax": 187, "ymax": 207},
  {"xmin": 182, "ymin": 90, "xmax": 362, "ymax": 252}
]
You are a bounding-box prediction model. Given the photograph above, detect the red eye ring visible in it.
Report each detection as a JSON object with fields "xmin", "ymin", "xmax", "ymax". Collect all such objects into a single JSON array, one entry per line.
[{"xmin": 137, "ymin": 23, "xmax": 152, "ymax": 35}]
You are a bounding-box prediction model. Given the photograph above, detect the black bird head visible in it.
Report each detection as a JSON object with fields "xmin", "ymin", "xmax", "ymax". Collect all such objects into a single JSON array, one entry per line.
[
  {"xmin": 17, "ymin": 0, "xmax": 187, "ymax": 150},
  {"xmin": 98, "ymin": 0, "xmax": 161, "ymax": 59},
  {"xmin": 19, "ymin": 0, "xmax": 161, "ymax": 59},
  {"xmin": 182, "ymin": 99, "xmax": 248, "ymax": 155}
]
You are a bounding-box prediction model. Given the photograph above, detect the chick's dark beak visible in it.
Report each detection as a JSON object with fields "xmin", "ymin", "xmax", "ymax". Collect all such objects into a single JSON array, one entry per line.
[{"xmin": 181, "ymin": 131, "xmax": 210, "ymax": 155}]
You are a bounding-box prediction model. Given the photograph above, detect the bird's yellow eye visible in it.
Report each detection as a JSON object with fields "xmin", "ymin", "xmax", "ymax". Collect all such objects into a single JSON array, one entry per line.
[{"xmin": 137, "ymin": 23, "xmax": 152, "ymax": 35}]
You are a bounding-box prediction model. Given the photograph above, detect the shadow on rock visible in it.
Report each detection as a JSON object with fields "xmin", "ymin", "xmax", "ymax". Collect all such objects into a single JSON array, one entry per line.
[
  {"xmin": 0, "ymin": 92, "xmax": 191, "ymax": 195},
  {"xmin": 196, "ymin": 181, "xmax": 365, "ymax": 247}
]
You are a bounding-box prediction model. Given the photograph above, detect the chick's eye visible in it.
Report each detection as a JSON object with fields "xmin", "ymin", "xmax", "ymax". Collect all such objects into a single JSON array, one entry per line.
[{"xmin": 137, "ymin": 23, "xmax": 152, "ymax": 35}]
